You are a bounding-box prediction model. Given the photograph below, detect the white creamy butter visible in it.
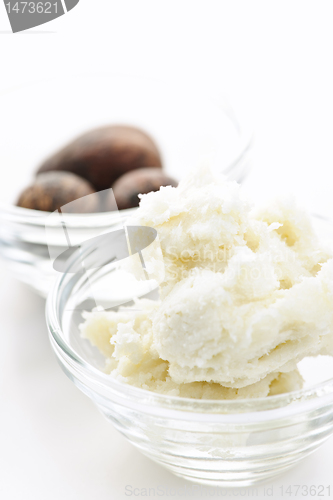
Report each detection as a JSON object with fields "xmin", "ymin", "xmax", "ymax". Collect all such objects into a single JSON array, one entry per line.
[{"xmin": 80, "ymin": 168, "xmax": 333, "ymax": 399}]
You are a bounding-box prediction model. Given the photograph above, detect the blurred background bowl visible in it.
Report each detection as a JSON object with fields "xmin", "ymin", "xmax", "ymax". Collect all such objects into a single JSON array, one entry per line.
[{"xmin": 0, "ymin": 75, "xmax": 253, "ymax": 297}]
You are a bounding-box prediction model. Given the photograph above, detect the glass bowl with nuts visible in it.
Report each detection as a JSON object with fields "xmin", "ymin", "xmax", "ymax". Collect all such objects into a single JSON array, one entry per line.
[{"xmin": 0, "ymin": 75, "xmax": 253, "ymax": 296}]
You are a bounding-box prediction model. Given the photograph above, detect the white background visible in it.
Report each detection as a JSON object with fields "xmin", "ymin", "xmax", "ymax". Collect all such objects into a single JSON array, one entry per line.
[{"xmin": 1, "ymin": 2, "xmax": 333, "ymax": 499}]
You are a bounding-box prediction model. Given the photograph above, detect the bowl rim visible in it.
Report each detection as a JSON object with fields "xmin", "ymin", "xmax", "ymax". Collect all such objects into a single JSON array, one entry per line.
[
  {"xmin": 45, "ymin": 216, "xmax": 333, "ymax": 418},
  {"xmin": 0, "ymin": 201, "xmax": 137, "ymax": 229},
  {"xmin": 0, "ymin": 73, "xmax": 253, "ymax": 228}
]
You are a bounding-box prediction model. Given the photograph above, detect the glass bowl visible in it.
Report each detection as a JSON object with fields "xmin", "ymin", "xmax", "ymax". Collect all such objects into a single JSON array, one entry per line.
[
  {"xmin": 0, "ymin": 75, "xmax": 252, "ymax": 297},
  {"xmin": 46, "ymin": 215, "xmax": 333, "ymax": 488}
]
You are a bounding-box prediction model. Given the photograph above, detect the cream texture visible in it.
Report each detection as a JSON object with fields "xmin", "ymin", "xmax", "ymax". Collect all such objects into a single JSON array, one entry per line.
[{"xmin": 80, "ymin": 168, "xmax": 333, "ymax": 399}]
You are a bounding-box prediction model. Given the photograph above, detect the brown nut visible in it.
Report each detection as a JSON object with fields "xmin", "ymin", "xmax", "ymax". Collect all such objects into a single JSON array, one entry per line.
[
  {"xmin": 109, "ymin": 168, "xmax": 178, "ymax": 211},
  {"xmin": 36, "ymin": 125, "xmax": 163, "ymax": 192},
  {"xmin": 16, "ymin": 171, "xmax": 98, "ymax": 213}
]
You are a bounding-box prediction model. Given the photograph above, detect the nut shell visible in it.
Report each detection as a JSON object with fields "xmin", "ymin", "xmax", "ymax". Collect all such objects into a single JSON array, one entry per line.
[
  {"xmin": 37, "ymin": 125, "xmax": 163, "ymax": 191},
  {"xmin": 16, "ymin": 171, "xmax": 98, "ymax": 213},
  {"xmin": 110, "ymin": 168, "xmax": 178, "ymax": 210}
]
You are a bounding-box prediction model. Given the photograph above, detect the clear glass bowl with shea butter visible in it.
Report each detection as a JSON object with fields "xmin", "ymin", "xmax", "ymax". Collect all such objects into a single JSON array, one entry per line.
[{"xmin": 46, "ymin": 214, "xmax": 333, "ymax": 488}]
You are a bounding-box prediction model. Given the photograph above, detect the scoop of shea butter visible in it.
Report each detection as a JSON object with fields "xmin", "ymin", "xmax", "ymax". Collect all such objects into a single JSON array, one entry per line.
[{"xmin": 81, "ymin": 167, "xmax": 333, "ymax": 397}]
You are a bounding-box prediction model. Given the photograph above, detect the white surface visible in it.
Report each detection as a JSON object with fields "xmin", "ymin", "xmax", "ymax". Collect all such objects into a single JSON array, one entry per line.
[{"xmin": 2, "ymin": 1, "xmax": 333, "ymax": 498}]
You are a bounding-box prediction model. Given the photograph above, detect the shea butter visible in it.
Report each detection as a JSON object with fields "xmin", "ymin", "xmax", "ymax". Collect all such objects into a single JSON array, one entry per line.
[{"xmin": 81, "ymin": 168, "xmax": 333, "ymax": 399}]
